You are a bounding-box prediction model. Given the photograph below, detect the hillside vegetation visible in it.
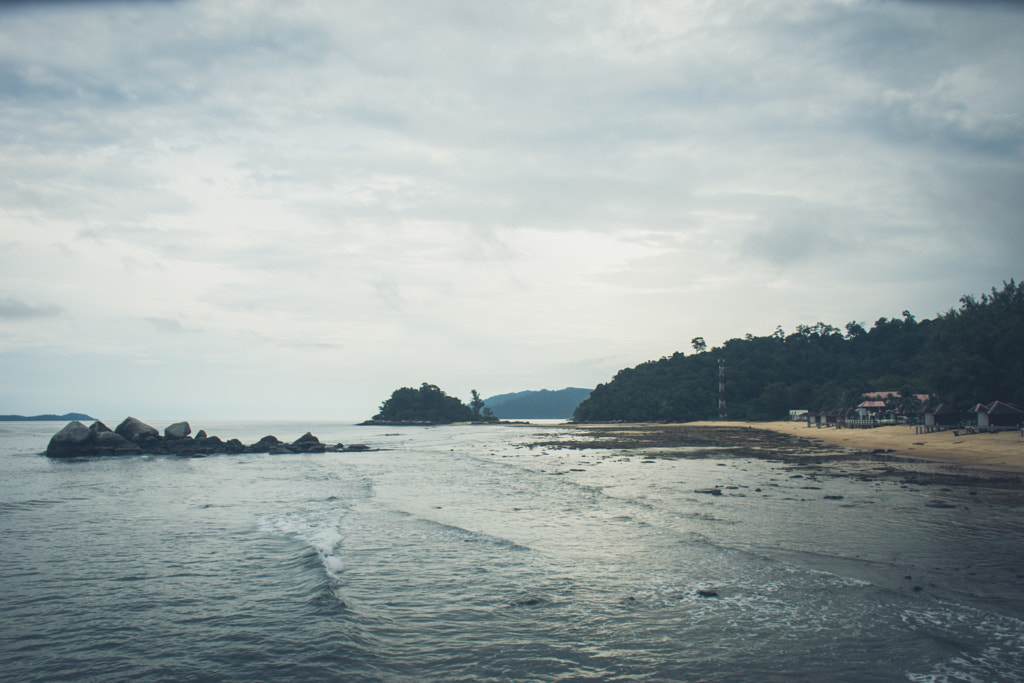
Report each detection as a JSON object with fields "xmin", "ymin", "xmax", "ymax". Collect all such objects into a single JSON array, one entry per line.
[{"xmin": 574, "ymin": 280, "xmax": 1024, "ymax": 422}]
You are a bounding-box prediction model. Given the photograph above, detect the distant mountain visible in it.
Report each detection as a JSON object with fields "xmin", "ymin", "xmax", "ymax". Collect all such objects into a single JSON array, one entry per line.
[
  {"xmin": 484, "ymin": 388, "xmax": 592, "ymax": 419},
  {"xmin": 0, "ymin": 412, "xmax": 95, "ymax": 422}
]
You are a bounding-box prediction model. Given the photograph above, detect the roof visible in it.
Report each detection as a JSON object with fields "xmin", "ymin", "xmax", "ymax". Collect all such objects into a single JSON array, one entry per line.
[
  {"xmin": 985, "ymin": 401, "xmax": 1023, "ymax": 416},
  {"xmin": 862, "ymin": 391, "xmax": 931, "ymax": 403},
  {"xmin": 857, "ymin": 400, "xmax": 887, "ymax": 408}
]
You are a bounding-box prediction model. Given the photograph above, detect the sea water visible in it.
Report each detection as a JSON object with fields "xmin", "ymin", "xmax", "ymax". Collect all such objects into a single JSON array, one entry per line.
[{"xmin": 1, "ymin": 420, "xmax": 1023, "ymax": 682}]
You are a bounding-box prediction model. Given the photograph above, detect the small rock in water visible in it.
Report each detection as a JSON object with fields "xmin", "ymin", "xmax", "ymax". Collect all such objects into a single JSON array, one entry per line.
[
  {"xmin": 696, "ymin": 589, "xmax": 719, "ymax": 598},
  {"xmin": 695, "ymin": 488, "xmax": 722, "ymax": 496}
]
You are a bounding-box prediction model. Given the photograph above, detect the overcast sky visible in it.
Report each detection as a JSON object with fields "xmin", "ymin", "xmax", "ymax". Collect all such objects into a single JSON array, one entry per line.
[{"xmin": 1, "ymin": 0, "xmax": 1021, "ymax": 420}]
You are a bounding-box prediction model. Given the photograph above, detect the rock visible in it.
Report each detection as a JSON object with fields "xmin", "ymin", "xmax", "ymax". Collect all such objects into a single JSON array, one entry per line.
[
  {"xmin": 164, "ymin": 421, "xmax": 191, "ymax": 439},
  {"xmin": 44, "ymin": 419, "xmax": 370, "ymax": 459},
  {"xmin": 195, "ymin": 435, "xmax": 224, "ymax": 452},
  {"xmin": 115, "ymin": 417, "xmax": 159, "ymax": 444},
  {"xmin": 89, "ymin": 421, "xmax": 113, "ymax": 434},
  {"xmin": 166, "ymin": 436, "xmax": 195, "ymax": 455},
  {"xmin": 695, "ymin": 488, "xmax": 723, "ymax": 496},
  {"xmin": 93, "ymin": 430, "xmax": 142, "ymax": 455},
  {"xmin": 696, "ymin": 588, "xmax": 719, "ymax": 597},
  {"xmin": 249, "ymin": 435, "xmax": 282, "ymax": 453},
  {"xmin": 45, "ymin": 421, "xmax": 92, "ymax": 457},
  {"xmin": 291, "ymin": 432, "xmax": 324, "ymax": 453}
]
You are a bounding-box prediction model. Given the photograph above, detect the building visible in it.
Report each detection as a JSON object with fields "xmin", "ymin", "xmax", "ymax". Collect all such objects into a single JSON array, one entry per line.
[
  {"xmin": 923, "ymin": 403, "xmax": 958, "ymax": 429},
  {"xmin": 971, "ymin": 401, "xmax": 1024, "ymax": 430}
]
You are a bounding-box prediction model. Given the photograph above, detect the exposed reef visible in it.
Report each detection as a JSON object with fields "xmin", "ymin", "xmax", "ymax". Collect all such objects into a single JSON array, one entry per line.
[{"xmin": 45, "ymin": 417, "xmax": 372, "ymax": 458}]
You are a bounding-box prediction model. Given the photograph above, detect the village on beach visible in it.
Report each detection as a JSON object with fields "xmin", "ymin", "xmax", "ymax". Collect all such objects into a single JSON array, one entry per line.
[{"xmin": 798, "ymin": 391, "xmax": 1024, "ymax": 434}]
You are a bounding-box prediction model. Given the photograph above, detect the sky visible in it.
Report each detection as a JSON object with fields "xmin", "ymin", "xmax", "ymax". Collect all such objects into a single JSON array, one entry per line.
[{"xmin": 1, "ymin": 0, "xmax": 1022, "ymax": 420}]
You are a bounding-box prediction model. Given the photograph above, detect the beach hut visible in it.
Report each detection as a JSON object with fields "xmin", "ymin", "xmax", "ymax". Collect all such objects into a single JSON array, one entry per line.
[
  {"xmin": 923, "ymin": 403, "xmax": 958, "ymax": 429},
  {"xmin": 972, "ymin": 401, "xmax": 1024, "ymax": 430}
]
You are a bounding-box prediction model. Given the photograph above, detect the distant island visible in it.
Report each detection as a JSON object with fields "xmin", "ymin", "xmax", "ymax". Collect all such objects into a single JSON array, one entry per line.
[
  {"xmin": 1, "ymin": 412, "xmax": 95, "ymax": 422},
  {"xmin": 484, "ymin": 388, "xmax": 591, "ymax": 419},
  {"xmin": 362, "ymin": 383, "xmax": 499, "ymax": 425}
]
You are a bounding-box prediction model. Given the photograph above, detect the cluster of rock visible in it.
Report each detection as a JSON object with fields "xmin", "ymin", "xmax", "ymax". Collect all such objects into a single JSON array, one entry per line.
[{"xmin": 45, "ymin": 417, "xmax": 371, "ymax": 458}]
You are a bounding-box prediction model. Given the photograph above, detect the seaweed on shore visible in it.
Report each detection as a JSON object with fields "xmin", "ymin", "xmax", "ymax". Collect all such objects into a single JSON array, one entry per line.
[{"xmin": 521, "ymin": 424, "xmax": 1024, "ymax": 489}]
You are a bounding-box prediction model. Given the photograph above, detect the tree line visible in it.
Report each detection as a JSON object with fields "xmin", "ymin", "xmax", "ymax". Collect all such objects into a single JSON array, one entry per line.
[{"xmin": 573, "ymin": 280, "xmax": 1024, "ymax": 422}]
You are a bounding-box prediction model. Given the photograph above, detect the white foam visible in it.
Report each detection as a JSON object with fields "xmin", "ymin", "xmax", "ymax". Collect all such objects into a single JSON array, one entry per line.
[{"xmin": 258, "ymin": 511, "xmax": 347, "ymax": 578}]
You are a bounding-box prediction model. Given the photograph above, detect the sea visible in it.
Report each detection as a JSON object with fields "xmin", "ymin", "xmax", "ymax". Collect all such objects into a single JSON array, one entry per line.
[{"xmin": 2, "ymin": 419, "xmax": 1023, "ymax": 682}]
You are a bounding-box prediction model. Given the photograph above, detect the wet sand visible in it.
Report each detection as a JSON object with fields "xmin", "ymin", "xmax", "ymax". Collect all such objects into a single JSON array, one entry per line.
[
  {"xmin": 712, "ymin": 420, "xmax": 1024, "ymax": 474},
  {"xmin": 530, "ymin": 421, "xmax": 1024, "ymax": 485}
]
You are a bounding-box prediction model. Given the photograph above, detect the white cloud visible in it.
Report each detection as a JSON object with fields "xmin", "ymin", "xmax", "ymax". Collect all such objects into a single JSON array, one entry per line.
[{"xmin": 0, "ymin": 0, "xmax": 1021, "ymax": 418}]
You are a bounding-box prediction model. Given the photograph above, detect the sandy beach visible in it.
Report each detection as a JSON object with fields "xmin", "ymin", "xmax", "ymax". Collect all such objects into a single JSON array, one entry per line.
[
  {"xmin": 697, "ymin": 420, "xmax": 1024, "ymax": 473},
  {"xmin": 549, "ymin": 420, "xmax": 1024, "ymax": 476},
  {"xmin": 712, "ymin": 419, "xmax": 1024, "ymax": 473}
]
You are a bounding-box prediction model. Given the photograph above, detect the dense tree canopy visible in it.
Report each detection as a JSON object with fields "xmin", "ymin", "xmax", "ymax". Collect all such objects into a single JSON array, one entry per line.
[
  {"xmin": 373, "ymin": 383, "xmax": 490, "ymax": 423},
  {"xmin": 574, "ymin": 280, "xmax": 1024, "ymax": 422}
]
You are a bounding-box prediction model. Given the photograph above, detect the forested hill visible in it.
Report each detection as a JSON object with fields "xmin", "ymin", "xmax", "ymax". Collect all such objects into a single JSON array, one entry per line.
[
  {"xmin": 573, "ymin": 280, "xmax": 1024, "ymax": 422},
  {"xmin": 484, "ymin": 388, "xmax": 592, "ymax": 419}
]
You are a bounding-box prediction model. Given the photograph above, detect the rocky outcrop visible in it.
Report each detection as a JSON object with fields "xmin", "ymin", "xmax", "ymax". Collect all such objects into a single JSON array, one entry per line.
[
  {"xmin": 164, "ymin": 421, "xmax": 191, "ymax": 439},
  {"xmin": 115, "ymin": 416, "xmax": 159, "ymax": 444},
  {"xmin": 46, "ymin": 421, "xmax": 96, "ymax": 457},
  {"xmin": 45, "ymin": 417, "xmax": 373, "ymax": 458}
]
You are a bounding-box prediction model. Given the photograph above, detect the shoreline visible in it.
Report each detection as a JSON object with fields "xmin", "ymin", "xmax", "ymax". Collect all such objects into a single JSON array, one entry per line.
[
  {"xmin": 705, "ymin": 420, "xmax": 1024, "ymax": 474},
  {"xmin": 560, "ymin": 420, "xmax": 1024, "ymax": 475}
]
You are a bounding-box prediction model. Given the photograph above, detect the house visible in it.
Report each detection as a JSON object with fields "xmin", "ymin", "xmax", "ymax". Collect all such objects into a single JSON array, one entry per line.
[
  {"xmin": 855, "ymin": 400, "xmax": 890, "ymax": 423},
  {"xmin": 923, "ymin": 403, "xmax": 958, "ymax": 428},
  {"xmin": 971, "ymin": 401, "xmax": 1024, "ymax": 431},
  {"xmin": 854, "ymin": 391, "xmax": 931, "ymax": 425}
]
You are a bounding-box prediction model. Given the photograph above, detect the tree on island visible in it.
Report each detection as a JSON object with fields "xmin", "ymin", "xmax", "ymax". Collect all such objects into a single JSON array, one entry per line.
[
  {"xmin": 470, "ymin": 389, "xmax": 485, "ymax": 416},
  {"xmin": 372, "ymin": 383, "xmax": 497, "ymax": 424}
]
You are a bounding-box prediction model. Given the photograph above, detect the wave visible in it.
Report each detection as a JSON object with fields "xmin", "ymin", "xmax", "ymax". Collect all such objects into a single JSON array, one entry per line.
[
  {"xmin": 0, "ymin": 499, "xmax": 66, "ymax": 514},
  {"xmin": 405, "ymin": 515, "xmax": 533, "ymax": 552}
]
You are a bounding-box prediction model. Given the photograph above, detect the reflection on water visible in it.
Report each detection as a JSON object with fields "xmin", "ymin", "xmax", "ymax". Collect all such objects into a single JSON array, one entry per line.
[{"xmin": 1, "ymin": 421, "xmax": 1023, "ymax": 682}]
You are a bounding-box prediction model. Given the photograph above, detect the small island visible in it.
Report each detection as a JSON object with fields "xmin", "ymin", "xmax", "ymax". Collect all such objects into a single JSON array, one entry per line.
[
  {"xmin": 1, "ymin": 412, "xmax": 95, "ymax": 422},
  {"xmin": 361, "ymin": 383, "xmax": 499, "ymax": 425}
]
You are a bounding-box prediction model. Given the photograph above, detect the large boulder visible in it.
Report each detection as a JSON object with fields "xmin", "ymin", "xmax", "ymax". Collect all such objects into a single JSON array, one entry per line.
[
  {"xmin": 93, "ymin": 430, "xmax": 142, "ymax": 455},
  {"xmin": 164, "ymin": 421, "xmax": 191, "ymax": 440},
  {"xmin": 194, "ymin": 435, "xmax": 224, "ymax": 453},
  {"xmin": 115, "ymin": 417, "xmax": 160, "ymax": 444},
  {"xmin": 291, "ymin": 432, "xmax": 325, "ymax": 453},
  {"xmin": 89, "ymin": 421, "xmax": 112, "ymax": 434},
  {"xmin": 249, "ymin": 435, "xmax": 282, "ymax": 453},
  {"xmin": 46, "ymin": 421, "xmax": 92, "ymax": 457}
]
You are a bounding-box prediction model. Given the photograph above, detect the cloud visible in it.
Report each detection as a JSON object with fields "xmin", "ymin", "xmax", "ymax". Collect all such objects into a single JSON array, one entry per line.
[
  {"xmin": 0, "ymin": 0, "xmax": 1021, "ymax": 417},
  {"xmin": 0, "ymin": 297, "xmax": 62, "ymax": 320}
]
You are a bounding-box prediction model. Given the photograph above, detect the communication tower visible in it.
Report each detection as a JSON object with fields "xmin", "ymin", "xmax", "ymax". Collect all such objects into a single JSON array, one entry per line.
[{"xmin": 718, "ymin": 357, "xmax": 726, "ymax": 419}]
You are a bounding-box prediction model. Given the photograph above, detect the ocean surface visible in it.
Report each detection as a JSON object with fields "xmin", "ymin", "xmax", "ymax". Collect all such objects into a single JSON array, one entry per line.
[{"xmin": 2, "ymin": 419, "xmax": 1023, "ymax": 682}]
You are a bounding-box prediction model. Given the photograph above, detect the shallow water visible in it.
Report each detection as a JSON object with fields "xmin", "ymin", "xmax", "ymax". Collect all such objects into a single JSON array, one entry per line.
[{"xmin": 2, "ymin": 420, "xmax": 1023, "ymax": 682}]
